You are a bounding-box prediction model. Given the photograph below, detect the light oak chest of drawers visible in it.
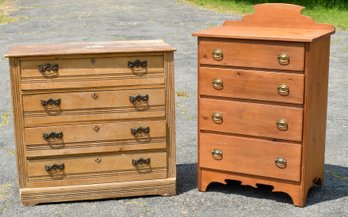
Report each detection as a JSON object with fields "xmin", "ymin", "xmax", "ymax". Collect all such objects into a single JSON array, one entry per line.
[
  {"xmin": 193, "ymin": 4, "xmax": 335, "ymax": 206},
  {"xmin": 6, "ymin": 40, "xmax": 176, "ymax": 205}
]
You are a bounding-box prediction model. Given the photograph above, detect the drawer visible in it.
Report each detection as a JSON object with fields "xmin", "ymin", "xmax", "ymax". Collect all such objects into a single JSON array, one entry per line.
[
  {"xmin": 23, "ymin": 88, "xmax": 165, "ymax": 127},
  {"xmin": 199, "ymin": 38, "xmax": 305, "ymax": 71},
  {"xmin": 21, "ymin": 55, "xmax": 163, "ymax": 79},
  {"xmin": 199, "ymin": 133, "xmax": 302, "ymax": 182},
  {"xmin": 25, "ymin": 120, "xmax": 167, "ymax": 157},
  {"xmin": 27, "ymin": 151, "xmax": 167, "ymax": 187},
  {"xmin": 199, "ymin": 98, "xmax": 303, "ymax": 141},
  {"xmin": 20, "ymin": 55, "xmax": 164, "ymax": 90},
  {"xmin": 199, "ymin": 67, "xmax": 304, "ymax": 104}
]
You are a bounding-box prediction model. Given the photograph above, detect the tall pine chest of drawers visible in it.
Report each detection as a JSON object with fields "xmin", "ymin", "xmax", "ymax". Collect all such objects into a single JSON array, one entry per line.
[
  {"xmin": 6, "ymin": 40, "xmax": 176, "ymax": 205},
  {"xmin": 193, "ymin": 4, "xmax": 335, "ymax": 206}
]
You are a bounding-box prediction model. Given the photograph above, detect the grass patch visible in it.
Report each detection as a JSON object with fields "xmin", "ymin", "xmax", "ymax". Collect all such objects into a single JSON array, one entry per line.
[
  {"xmin": 183, "ymin": 0, "xmax": 348, "ymax": 30},
  {"xmin": 0, "ymin": 0, "xmax": 17, "ymax": 25}
]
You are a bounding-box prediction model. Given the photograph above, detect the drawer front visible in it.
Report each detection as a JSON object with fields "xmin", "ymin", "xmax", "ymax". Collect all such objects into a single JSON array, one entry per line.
[
  {"xmin": 199, "ymin": 133, "xmax": 302, "ymax": 182},
  {"xmin": 21, "ymin": 55, "xmax": 163, "ymax": 79},
  {"xmin": 23, "ymin": 88, "xmax": 165, "ymax": 127},
  {"xmin": 199, "ymin": 39, "xmax": 305, "ymax": 71},
  {"xmin": 27, "ymin": 151, "xmax": 167, "ymax": 187},
  {"xmin": 199, "ymin": 67, "xmax": 304, "ymax": 104},
  {"xmin": 20, "ymin": 55, "xmax": 164, "ymax": 90},
  {"xmin": 25, "ymin": 120, "xmax": 167, "ymax": 157},
  {"xmin": 200, "ymin": 98, "xmax": 303, "ymax": 141}
]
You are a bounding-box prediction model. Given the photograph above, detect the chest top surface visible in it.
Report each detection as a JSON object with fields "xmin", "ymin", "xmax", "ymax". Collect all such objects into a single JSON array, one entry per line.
[
  {"xmin": 5, "ymin": 39, "xmax": 176, "ymax": 57},
  {"xmin": 192, "ymin": 3, "xmax": 335, "ymax": 42}
]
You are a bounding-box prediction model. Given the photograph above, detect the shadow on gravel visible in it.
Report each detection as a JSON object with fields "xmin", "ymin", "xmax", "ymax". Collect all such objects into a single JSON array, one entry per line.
[
  {"xmin": 177, "ymin": 163, "xmax": 197, "ymax": 194},
  {"xmin": 192, "ymin": 164, "xmax": 348, "ymax": 206}
]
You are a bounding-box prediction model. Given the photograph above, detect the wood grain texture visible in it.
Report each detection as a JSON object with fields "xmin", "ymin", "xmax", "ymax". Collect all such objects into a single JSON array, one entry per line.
[
  {"xmin": 8, "ymin": 40, "xmax": 176, "ymax": 205},
  {"xmin": 23, "ymin": 88, "xmax": 165, "ymax": 112},
  {"xmin": 199, "ymin": 98, "xmax": 303, "ymax": 141},
  {"xmin": 199, "ymin": 67, "xmax": 304, "ymax": 104},
  {"xmin": 25, "ymin": 120, "xmax": 166, "ymax": 157},
  {"xmin": 24, "ymin": 106, "xmax": 165, "ymax": 128},
  {"xmin": 20, "ymin": 55, "xmax": 163, "ymax": 79},
  {"xmin": 164, "ymin": 52, "xmax": 176, "ymax": 178},
  {"xmin": 20, "ymin": 74, "xmax": 165, "ymax": 91},
  {"xmin": 27, "ymin": 151, "xmax": 167, "ymax": 187},
  {"xmin": 299, "ymin": 35, "xmax": 331, "ymax": 207},
  {"xmin": 20, "ymin": 178, "xmax": 176, "ymax": 206},
  {"xmin": 9, "ymin": 58, "xmax": 27, "ymax": 187},
  {"xmin": 193, "ymin": 4, "xmax": 335, "ymax": 42},
  {"xmin": 194, "ymin": 4, "xmax": 334, "ymax": 206},
  {"xmin": 224, "ymin": 3, "xmax": 335, "ymax": 30},
  {"xmin": 6, "ymin": 40, "xmax": 176, "ymax": 57},
  {"xmin": 199, "ymin": 38, "xmax": 305, "ymax": 71},
  {"xmin": 200, "ymin": 133, "xmax": 302, "ymax": 182},
  {"xmin": 199, "ymin": 169, "xmax": 302, "ymax": 206}
]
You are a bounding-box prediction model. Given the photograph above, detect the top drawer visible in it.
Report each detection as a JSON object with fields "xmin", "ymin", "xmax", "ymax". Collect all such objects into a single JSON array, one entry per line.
[
  {"xmin": 199, "ymin": 39, "xmax": 305, "ymax": 71},
  {"xmin": 20, "ymin": 55, "xmax": 163, "ymax": 80}
]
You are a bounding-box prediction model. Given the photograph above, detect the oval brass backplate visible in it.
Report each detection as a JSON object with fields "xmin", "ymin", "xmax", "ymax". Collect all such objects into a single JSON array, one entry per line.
[
  {"xmin": 278, "ymin": 83, "xmax": 289, "ymax": 96},
  {"xmin": 275, "ymin": 157, "xmax": 287, "ymax": 169},
  {"xmin": 212, "ymin": 49, "xmax": 223, "ymax": 61},
  {"xmin": 212, "ymin": 149, "xmax": 223, "ymax": 160},
  {"xmin": 276, "ymin": 119, "xmax": 288, "ymax": 131},
  {"xmin": 212, "ymin": 112, "xmax": 223, "ymax": 124},
  {"xmin": 212, "ymin": 79, "xmax": 223, "ymax": 90},
  {"xmin": 278, "ymin": 53, "xmax": 290, "ymax": 65}
]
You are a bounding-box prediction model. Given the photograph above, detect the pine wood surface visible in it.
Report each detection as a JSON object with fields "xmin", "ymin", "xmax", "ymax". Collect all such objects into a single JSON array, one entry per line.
[
  {"xmin": 6, "ymin": 40, "xmax": 176, "ymax": 57},
  {"xmin": 199, "ymin": 38, "xmax": 305, "ymax": 71},
  {"xmin": 194, "ymin": 3, "xmax": 335, "ymax": 206},
  {"xmin": 199, "ymin": 67, "xmax": 304, "ymax": 104},
  {"xmin": 193, "ymin": 4, "xmax": 335, "ymax": 42},
  {"xmin": 200, "ymin": 133, "xmax": 302, "ymax": 182},
  {"xmin": 7, "ymin": 40, "xmax": 176, "ymax": 205},
  {"xmin": 25, "ymin": 120, "xmax": 167, "ymax": 157},
  {"xmin": 199, "ymin": 98, "xmax": 303, "ymax": 141},
  {"xmin": 20, "ymin": 55, "xmax": 163, "ymax": 79}
]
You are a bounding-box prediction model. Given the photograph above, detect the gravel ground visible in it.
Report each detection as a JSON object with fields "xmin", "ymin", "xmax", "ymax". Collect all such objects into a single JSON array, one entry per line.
[{"xmin": 0, "ymin": 0, "xmax": 347, "ymax": 216}]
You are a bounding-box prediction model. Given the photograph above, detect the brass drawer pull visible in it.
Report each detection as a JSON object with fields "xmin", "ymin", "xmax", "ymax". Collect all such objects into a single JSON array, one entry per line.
[
  {"xmin": 278, "ymin": 53, "xmax": 290, "ymax": 65},
  {"xmin": 276, "ymin": 119, "xmax": 288, "ymax": 131},
  {"xmin": 129, "ymin": 94, "xmax": 149, "ymax": 103},
  {"xmin": 212, "ymin": 149, "xmax": 223, "ymax": 160},
  {"xmin": 128, "ymin": 59, "xmax": 148, "ymax": 75},
  {"xmin": 132, "ymin": 157, "xmax": 151, "ymax": 167},
  {"xmin": 275, "ymin": 157, "xmax": 287, "ymax": 169},
  {"xmin": 43, "ymin": 131, "xmax": 63, "ymax": 140},
  {"xmin": 212, "ymin": 49, "xmax": 223, "ymax": 61},
  {"xmin": 45, "ymin": 163, "xmax": 65, "ymax": 172},
  {"xmin": 131, "ymin": 126, "xmax": 150, "ymax": 136},
  {"xmin": 41, "ymin": 98, "xmax": 61, "ymax": 107},
  {"xmin": 278, "ymin": 83, "xmax": 289, "ymax": 96},
  {"xmin": 212, "ymin": 79, "xmax": 223, "ymax": 90},
  {"xmin": 38, "ymin": 63, "xmax": 59, "ymax": 76},
  {"xmin": 212, "ymin": 112, "xmax": 223, "ymax": 124}
]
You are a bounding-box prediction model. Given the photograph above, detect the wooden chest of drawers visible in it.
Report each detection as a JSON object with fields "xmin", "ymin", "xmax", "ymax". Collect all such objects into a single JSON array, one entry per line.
[
  {"xmin": 6, "ymin": 40, "xmax": 176, "ymax": 205},
  {"xmin": 193, "ymin": 4, "xmax": 335, "ymax": 206}
]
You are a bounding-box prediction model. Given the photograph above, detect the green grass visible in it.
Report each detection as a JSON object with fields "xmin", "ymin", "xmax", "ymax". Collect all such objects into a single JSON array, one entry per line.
[
  {"xmin": 0, "ymin": 0, "xmax": 17, "ymax": 25},
  {"xmin": 183, "ymin": 0, "xmax": 348, "ymax": 30}
]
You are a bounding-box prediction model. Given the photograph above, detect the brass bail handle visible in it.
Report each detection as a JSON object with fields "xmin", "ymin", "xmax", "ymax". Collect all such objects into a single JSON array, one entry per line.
[
  {"xmin": 212, "ymin": 49, "xmax": 223, "ymax": 61},
  {"xmin": 278, "ymin": 84, "xmax": 289, "ymax": 96},
  {"xmin": 278, "ymin": 53, "xmax": 290, "ymax": 65}
]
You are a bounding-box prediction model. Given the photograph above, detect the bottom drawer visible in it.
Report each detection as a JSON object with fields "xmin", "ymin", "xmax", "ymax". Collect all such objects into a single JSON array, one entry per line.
[
  {"xmin": 27, "ymin": 151, "xmax": 167, "ymax": 187},
  {"xmin": 199, "ymin": 133, "xmax": 302, "ymax": 182}
]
